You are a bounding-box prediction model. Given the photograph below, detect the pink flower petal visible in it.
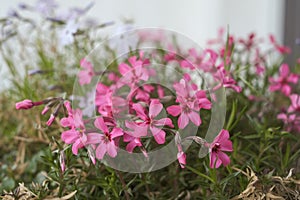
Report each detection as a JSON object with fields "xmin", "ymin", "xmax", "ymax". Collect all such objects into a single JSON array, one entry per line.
[
  {"xmin": 96, "ymin": 83, "xmax": 109, "ymax": 94},
  {"xmin": 210, "ymin": 152, "xmax": 222, "ymax": 168},
  {"xmin": 126, "ymin": 139, "xmax": 142, "ymax": 153},
  {"xmin": 149, "ymin": 100, "xmax": 163, "ymax": 118},
  {"xmin": 167, "ymin": 105, "xmax": 181, "ymax": 117},
  {"xmin": 198, "ymin": 98, "xmax": 212, "ymax": 110},
  {"xmin": 60, "ymin": 117, "xmax": 72, "ymax": 127},
  {"xmin": 94, "ymin": 117, "xmax": 109, "ymax": 133},
  {"xmin": 118, "ymin": 63, "xmax": 131, "ymax": 76},
  {"xmin": 287, "ymin": 74, "xmax": 299, "ymax": 83},
  {"xmin": 154, "ymin": 118, "xmax": 174, "ymax": 128},
  {"xmin": 107, "ymin": 142, "xmax": 117, "ymax": 157},
  {"xmin": 96, "ymin": 142, "xmax": 107, "ymax": 160},
  {"xmin": 217, "ymin": 151, "xmax": 231, "ymax": 166},
  {"xmin": 61, "ymin": 129, "xmax": 79, "ymax": 144},
  {"xmin": 219, "ymin": 140, "xmax": 233, "ymax": 152},
  {"xmin": 86, "ymin": 133, "xmax": 103, "ymax": 144},
  {"xmin": 269, "ymin": 83, "xmax": 281, "ymax": 92},
  {"xmin": 214, "ymin": 129, "xmax": 229, "ymax": 144},
  {"xmin": 73, "ymin": 109, "xmax": 84, "ymax": 129},
  {"xmin": 188, "ymin": 111, "xmax": 201, "ymax": 126},
  {"xmin": 290, "ymin": 94, "xmax": 300, "ymax": 110},
  {"xmin": 128, "ymin": 56, "xmax": 138, "ymax": 67},
  {"xmin": 277, "ymin": 113, "xmax": 287, "ymax": 121},
  {"xmin": 132, "ymin": 103, "xmax": 148, "ymax": 121},
  {"xmin": 80, "ymin": 58, "xmax": 93, "ymax": 69},
  {"xmin": 279, "ymin": 64, "xmax": 290, "ymax": 78},
  {"xmin": 150, "ymin": 126, "xmax": 166, "ymax": 144},
  {"xmin": 125, "ymin": 121, "xmax": 149, "ymax": 137},
  {"xmin": 178, "ymin": 113, "xmax": 189, "ymax": 129},
  {"xmin": 110, "ymin": 128, "xmax": 123, "ymax": 139},
  {"xmin": 281, "ymin": 84, "xmax": 291, "ymax": 96},
  {"xmin": 72, "ymin": 139, "xmax": 84, "ymax": 155},
  {"xmin": 157, "ymin": 85, "xmax": 165, "ymax": 99}
]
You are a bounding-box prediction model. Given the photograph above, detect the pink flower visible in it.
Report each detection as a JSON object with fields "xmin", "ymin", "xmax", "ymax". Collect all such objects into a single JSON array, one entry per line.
[
  {"xmin": 60, "ymin": 109, "xmax": 86, "ymax": 155},
  {"xmin": 198, "ymin": 49, "xmax": 219, "ymax": 72},
  {"xmin": 118, "ymin": 56, "xmax": 149, "ymax": 87},
  {"xmin": 196, "ymin": 90, "xmax": 212, "ymax": 110},
  {"xmin": 255, "ymin": 64, "xmax": 265, "ymax": 76},
  {"xmin": 184, "ymin": 48, "xmax": 200, "ymax": 69},
  {"xmin": 269, "ymin": 34, "xmax": 291, "ymax": 54},
  {"xmin": 15, "ymin": 99, "xmax": 43, "ymax": 110},
  {"xmin": 207, "ymin": 27, "xmax": 224, "ymax": 45},
  {"xmin": 125, "ymin": 121, "xmax": 149, "ymax": 138},
  {"xmin": 123, "ymin": 133, "xmax": 143, "ymax": 153},
  {"xmin": 180, "ymin": 48, "xmax": 217, "ymax": 72},
  {"xmin": 277, "ymin": 113, "xmax": 300, "ymax": 132},
  {"xmin": 60, "ymin": 108, "xmax": 85, "ymax": 129},
  {"xmin": 86, "ymin": 117, "xmax": 123, "ymax": 159},
  {"xmin": 167, "ymin": 103, "xmax": 200, "ymax": 129},
  {"xmin": 128, "ymin": 84, "xmax": 155, "ymax": 103},
  {"xmin": 269, "ymin": 64, "xmax": 298, "ymax": 96},
  {"xmin": 254, "ymin": 48, "xmax": 266, "ymax": 76},
  {"xmin": 209, "ymin": 129, "xmax": 233, "ymax": 168},
  {"xmin": 238, "ymin": 32, "xmax": 256, "ymax": 51},
  {"xmin": 61, "ymin": 128, "xmax": 87, "ymax": 155},
  {"xmin": 167, "ymin": 78, "xmax": 210, "ymax": 129},
  {"xmin": 164, "ymin": 45, "xmax": 177, "ymax": 62},
  {"xmin": 288, "ymin": 94, "xmax": 300, "ymax": 113},
  {"xmin": 95, "ymin": 83, "xmax": 126, "ymax": 117},
  {"xmin": 213, "ymin": 65, "xmax": 242, "ymax": 93},
  {"xmin": 130, "ymin": 100, "xmax": 174, "ymax": 144},
  {"xmin": 78, "ymin": 58, "xmax": 95, "ymax": 85}
]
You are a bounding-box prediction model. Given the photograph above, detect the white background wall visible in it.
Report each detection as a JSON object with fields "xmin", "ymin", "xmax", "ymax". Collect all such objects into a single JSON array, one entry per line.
[
  {"xmin": 0, "ymin": 0, "xmax": 285, "ymax": 44},
  {"xmin": 0, "ymin": 0, "xmax": 285, "ymax": 89}
]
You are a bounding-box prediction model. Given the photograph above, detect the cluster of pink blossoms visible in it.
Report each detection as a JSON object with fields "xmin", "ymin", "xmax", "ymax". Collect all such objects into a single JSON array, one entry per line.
[
  {"xmin": 16, "ymin": 45, "xmax": 237, "ymax": 170},
  {"xmin": 277, "ymin": 93, "xmax": 300, "ymax": 132},
  {"xmin": 15, "ymin": 29, "xmax": 300, "ymax": 171},
  {"xmin": 268, "ymin": 63, "xmax": 300, "ymax": 132}
]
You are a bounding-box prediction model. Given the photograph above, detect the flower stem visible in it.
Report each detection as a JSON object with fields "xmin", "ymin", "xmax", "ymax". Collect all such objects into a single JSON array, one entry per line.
[{"xmin": 116, "ymin": 170, "xmax": 130, "ymax": 200}]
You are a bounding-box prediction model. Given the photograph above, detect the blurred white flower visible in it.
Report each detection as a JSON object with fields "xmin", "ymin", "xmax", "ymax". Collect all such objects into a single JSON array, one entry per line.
[
  {"xmin": 110, "ymin": 24, "xmax": 138, "ymax": 55},
  {"xmin": 59, "ymin": 20, "xmax": 78, "ymax": 46},
  {"xmin": 35, "ymin": 0, "xmax": 58, "ymax": 17}
]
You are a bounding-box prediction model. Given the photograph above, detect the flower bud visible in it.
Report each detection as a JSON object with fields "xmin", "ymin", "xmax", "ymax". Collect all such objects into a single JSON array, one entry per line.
[
  {"xmin": 177, "ymin": 151, "xmax": 186, "ymax": 168},
  {"xmin": 59, "ymin": 151, "xmax": 66, "ymax": 173},
  {"xmin": 46, "ymin": 114, "xmax": 55, "ymax": 126},
  {"xmin": 41, "ymin": 106, "xmax": 50, "ymax": 115},
  {"xmin": 16, "ymin": 99, "xmax": 34, "ymax": 110}
]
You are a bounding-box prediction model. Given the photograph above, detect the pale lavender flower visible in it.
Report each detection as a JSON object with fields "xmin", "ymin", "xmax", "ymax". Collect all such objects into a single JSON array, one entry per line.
[
  {"xmin": 7, "ymin": 9, "xmax": 20, "ymax": 18},
  {"xmin": 110, "ymin": 24, "xmax": 138, "ymax": 55},
  {"xmin": 59, "ymin": 20, "xmax": 78, "ymax": 46},
  {"xmin": 35, "ymin": 0, "xmax": 58, "ymax": 17}
]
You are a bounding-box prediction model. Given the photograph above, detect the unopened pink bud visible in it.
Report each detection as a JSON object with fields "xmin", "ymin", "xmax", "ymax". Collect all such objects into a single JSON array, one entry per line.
[
  {"xmin": 46, "ymin": 114, "xmax": 55, "ymax": 126},
  {"xmin": 177, "ymin": 151, "xmax": 186, "ymax": 168},
  {"xmin": 59, "ymin": 151, "xmax": 66, "ymax": 172},
  {"xmin": 64, "ymin": 101, "xmax": 72, "ymax": 116},
  {"xmin": 41, "ymin": 106, "xmax": 50, "ymax": 115},
  {"xmin": 16, "ymin": 99, "xmax": 34, "ymax": 110}
]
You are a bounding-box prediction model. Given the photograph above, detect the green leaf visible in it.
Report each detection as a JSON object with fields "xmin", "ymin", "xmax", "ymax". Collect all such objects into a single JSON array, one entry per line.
[
  {"xmin": 185, "ymin": 165, "xmax": 215, "ymax": 184},
  {"xmin": 226, "ymin": 100, "xmax": 237, "ymax": 130}
]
